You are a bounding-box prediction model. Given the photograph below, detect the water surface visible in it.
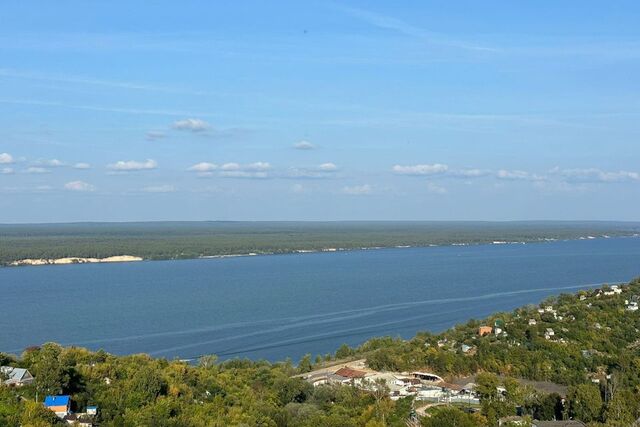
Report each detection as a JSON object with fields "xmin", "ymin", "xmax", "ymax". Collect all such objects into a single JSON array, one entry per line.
[{"xmin": 1, "ymin": 237, "xmax": 639, "ymax": 361}]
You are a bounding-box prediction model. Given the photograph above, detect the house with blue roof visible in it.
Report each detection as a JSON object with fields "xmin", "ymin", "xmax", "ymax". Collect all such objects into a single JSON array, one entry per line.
[{"xmin": 44, "ymin": 395, "xmax": 71, "ymax": 417}]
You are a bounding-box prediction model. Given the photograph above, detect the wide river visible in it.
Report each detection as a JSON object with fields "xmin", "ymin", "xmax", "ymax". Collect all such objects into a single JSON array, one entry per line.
[{"xmin": 1, "ymin": 237, "xmax": 639, "ymax": 362}]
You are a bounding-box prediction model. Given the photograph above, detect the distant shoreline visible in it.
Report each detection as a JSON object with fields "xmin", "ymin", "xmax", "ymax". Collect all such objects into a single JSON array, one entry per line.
[
  {"xmin": 7, "ymin": 255, "xmax": 143, "ymax": 267},
  {"xmin": 4, "ymin": 233, "xmax": 638, "ymax": 269}
]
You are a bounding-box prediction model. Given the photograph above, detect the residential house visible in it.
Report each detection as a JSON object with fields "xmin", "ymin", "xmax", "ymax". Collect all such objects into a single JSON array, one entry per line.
[
  {"xmin": 334, "ymin": 367, "xmax": 367, "ymax": 380},
  {"xmin": 0, "ymin": 366, "xmax": 34, "ymax": 386},
  {"xmin": 478, "ymin": 326, "xmax": 493, "ymax": 337},
  {"xmin": 44, "ymin": 395, "xmax": 71, "ymax": 418},
  {"xmin": 62, "ymin": 413, "xmax": 94, "ymax": 426},
  {"xmin": 544, "ymin": 328, "xmax": 555, "ymax": 340}
]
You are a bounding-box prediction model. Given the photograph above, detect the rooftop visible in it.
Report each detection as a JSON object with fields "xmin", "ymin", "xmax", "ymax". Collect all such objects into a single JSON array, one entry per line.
[{"xmin": 44, "ymin": 395, "xmax": 71, "ymax": 407}]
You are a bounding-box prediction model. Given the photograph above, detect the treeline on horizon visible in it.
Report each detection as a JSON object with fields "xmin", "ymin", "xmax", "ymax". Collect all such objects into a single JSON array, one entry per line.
[
  {"xmin": 1, "ymin": 221, "xmax": 638, "ymax": 265},
  {"xmin": 2, "ymin": 278, "xmax": 640, "ymax": 426}
]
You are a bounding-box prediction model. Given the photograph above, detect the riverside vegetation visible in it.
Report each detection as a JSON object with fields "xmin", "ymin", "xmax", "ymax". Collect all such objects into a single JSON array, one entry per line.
[
  {"xmin": 2, "ymin": 278, "xmax": 640, "ymax": 426},
  {"xmin": 2, "ymin": 221, "xmax": 639, "ymax": 266}
]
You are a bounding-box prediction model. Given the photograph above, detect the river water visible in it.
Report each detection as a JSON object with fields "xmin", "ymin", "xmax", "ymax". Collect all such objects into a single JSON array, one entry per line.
[{"xmin": 1, "ymin": 237, "xmax": 638, "ymax": 362}]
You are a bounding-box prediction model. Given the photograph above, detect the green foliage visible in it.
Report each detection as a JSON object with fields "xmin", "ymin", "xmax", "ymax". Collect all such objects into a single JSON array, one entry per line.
[
  {"xmin": 421, "ymin": 406, "xmax": 481, "ymax": 427},
  {"xmin": 2, "ymin": 221, "xmax": 636, "ymax": 265},
  {"xmin": 19, "ymin": 401, "xmax": 64, "ymax": 426},
  {"xmin": 567, "ymin": 383, "xmax": 603, "ymax": 423}
]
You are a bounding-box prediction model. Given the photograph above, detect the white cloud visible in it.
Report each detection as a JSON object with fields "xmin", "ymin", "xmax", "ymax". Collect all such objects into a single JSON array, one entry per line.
[
  {"xmin": 188, "ymin": 162, "xmax": 218, "ymax": 173},
  {"xmin": 107, "ymin": 159, "xmax": 157, "ymax": 171},
  {"xmin": 426, "ymin": 182, "xmax": 447, "ymax": 194},
  {"xmin": 1, "ymin": 167, "xmax": 13, "ymax": 174},
  {"xmin": 221, "ymin": 162, "xmax": 241, "ymax": 171},
  {"xmin": 26, "ymin": 167, "xmax": 49, "ymax": 174},
  {"xmin": 245, "ymin": 162, "xmax": 272, "ymax": 171},
  {"xmin": 550, "ymin": 167, "xmax": 640, "ymax": 183},
  {"xmin": 341, "ymin": 184, "xmax": 372, "ymax": 195},
  {"xmin": 293, "ymin": 140, "xmax": 315, "ymax": 150},
  {"xmin": 172, "ymin": 118, "xmax": 210, "ymax": 132},
  {"xmin": 146, "ymin": 131, "xmax": 166, "ymax": 141},
  {"xmin": 36, "ymin": 159, "xmax": 65, "ymax": 167},
  {"xmin": 73, "ymin": 162, "xmax": 91, "ymax": 169},
  {"xmin": 219, "ymin": 170, "xmax": 269, "ymax": 179},
  {"xmin": 287, "ymin": 163, "xmax": 340, "ymax": 179},
  {"xmin": 0, "ymin": 153, "xmax": 14, "ymax": 164},
  {"xmin": 142, "ymin": 185, "xmax": 176, "ymax": 193},
  {"xmin": 191, "ymin": 161, "xmax": 271, "ymax": 179},
  {"xmin": 496, "ymin": 169, "xmax": 543, "ymax": 181},
  {"xmin": 392, "ymin": 163, "xmax": 449, "ymax": 176},
  {"xmin": 318, "ymin": 162, "xmax": 338, "ymax": 172},
  {"xmin": 340, "ymin": 5, "xmax": 496, "ymax": 53},
  {"xmin": 451, "ymin": 168, "xmax": 491, "ymax": 178},
  {"xmin": 64, "ymin": 180, "xmax": 95, "ymax": 192}
]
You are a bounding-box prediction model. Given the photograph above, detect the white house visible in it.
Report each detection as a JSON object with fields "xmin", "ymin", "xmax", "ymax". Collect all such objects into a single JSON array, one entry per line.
[{"xmin": 603, "ymin": 285, "xmax": 622, "ymax": 296}]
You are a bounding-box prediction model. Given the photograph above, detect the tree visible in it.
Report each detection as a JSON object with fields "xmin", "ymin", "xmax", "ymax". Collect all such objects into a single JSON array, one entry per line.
[
  {"xmin": 26, "ymin": 343, "xmax": 72, "ymax": 396},
  {"xmin": 567, "ymin": 383, "xmax": 603, "ymax": 423},
  {"xmin": 605, "ymin": 389, "xmax": 636, "ymax": 425},
  {"xmin": 198, "ymin": 354, "xmax": 218, "ymax": 370},
  {"xmin": 476, "ymin": 372, "xmax": 500, "ymax": 401},
  {"xmin": 298, "ymin": 354, "xmax": 313, "ymax": 373},
  {"xmin": 20, "ymin": 401, "xmax": 64, "ymax": 426},
  {"xmin": 336, "ymin": 344, "xmax": 353, "ymax": 359},
  {"xmin": 421, "ymin": 406, "xmax": 478, "ymax": 427}
]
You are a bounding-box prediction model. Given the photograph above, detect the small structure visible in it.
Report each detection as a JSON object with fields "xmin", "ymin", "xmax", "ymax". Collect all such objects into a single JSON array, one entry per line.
[
  {"xmin": 0, "ymin": 366, "xmax": 34, "ymax": 386},
  {"xmin": 461, "ymin": 383, "xmax": 476, "ymax": 394},
  {"xmin": 461, "ymin": 344, "xmax": 473, "ymax": 353},
  {"xmin": 334, "ymin": 367, "xmax": 367, "ymax": 380},
  {"xmin": 532, "ymin": 420, "xmax": 586, "ymax": 427},
  {"xmin": 499, "ymin": 416, "xmax": 526, "ymax": 426},
  {"xmin": 626, "ymin": 301, "xmax": 638, "ymax": 311},
  {"xmin": 412, "ymin": 371, "xmax": 444, "ymax": 382},
  {"xmin": 394, "ymin": 377, "xmax": 421, "ymax": 386},
  {"xmin": 478, "ymin": 326, "xmax": 493, "ymax": 337},
  {"xmin": 44, "ymin": 395, "xmax": 71, "ymax": 418},
  {"xmin": 528, "ymin": 319, "xmax": 537, "ymax": 326},
  {"xmin": 603, "ymin": 285, "xmax": 622, "ymax": 296},
  {"xmin": 544, "ymin": 328, "xmax": 555, "ymax": 340},
  {"xmin": 86, "ymin": 406, "xmax": 98, "ymax": 416},
  {"xmin": 307, "ymin": 366, "xmax": 369, "ymax": 387},
  {"xmin": 62, "ymin": 413, "xmax": 94, "ymax": 426}
]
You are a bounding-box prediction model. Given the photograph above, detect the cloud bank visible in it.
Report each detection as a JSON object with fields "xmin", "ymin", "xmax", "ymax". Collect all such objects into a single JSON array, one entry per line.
[{"xmin": 108, "ymin": 159, "xmax": 158, "ymax": 171}]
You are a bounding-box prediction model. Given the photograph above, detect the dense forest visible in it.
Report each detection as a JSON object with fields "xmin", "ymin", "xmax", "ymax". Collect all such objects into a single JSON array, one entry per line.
[
  {"xmin": 1, "ymin": 221, "xmax": 639, "ymax": 265},
  {"xmin": 2, "ymin": 278, "xmax": 640, "ymax": 426}
]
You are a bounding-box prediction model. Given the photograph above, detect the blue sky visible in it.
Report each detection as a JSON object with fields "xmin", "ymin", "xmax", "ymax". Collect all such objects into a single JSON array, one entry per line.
[{"xmin": 1, "ymin": 1, "xmax": 639, "ymax": 222}]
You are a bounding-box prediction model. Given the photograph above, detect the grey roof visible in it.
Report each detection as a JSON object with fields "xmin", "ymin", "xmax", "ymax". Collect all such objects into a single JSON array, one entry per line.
[{"xmin": 1, "ymin": 366, "xmax": 33, "ymax": 383}]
